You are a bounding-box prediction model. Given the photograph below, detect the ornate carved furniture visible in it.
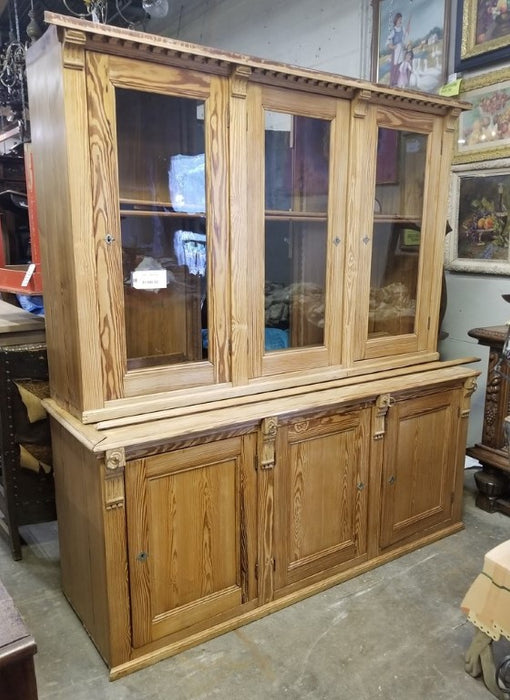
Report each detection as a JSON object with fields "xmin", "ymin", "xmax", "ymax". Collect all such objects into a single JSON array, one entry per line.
[
  {"xmin": 26, "ymin": 14, "xmax": 478, "ymax": 678},
  {"xmin": 467, "ymin": 325, "xmax": 510, "ymax": 516}
]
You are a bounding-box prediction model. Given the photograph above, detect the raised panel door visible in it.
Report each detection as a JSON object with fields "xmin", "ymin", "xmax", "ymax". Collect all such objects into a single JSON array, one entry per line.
[
  {"xmin": 125, "ymin": 434, "xmax": 257, "ymax": 646},
  {"xmin": 380, "ymin": 388, "xmax": 461, "ymax": 550},
  {"xmin": 274, "ymin": 407, "xmax": 370, "ymax": 594}
]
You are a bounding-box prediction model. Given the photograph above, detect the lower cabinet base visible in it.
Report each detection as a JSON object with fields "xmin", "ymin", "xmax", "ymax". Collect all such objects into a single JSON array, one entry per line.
[
  {"xmin": 105, "ymin": 520, "xmax": 462, "ymax": 680},
  {"xmin": 46, "ymin": 363, "xmax": 477, "ymax": 680}
]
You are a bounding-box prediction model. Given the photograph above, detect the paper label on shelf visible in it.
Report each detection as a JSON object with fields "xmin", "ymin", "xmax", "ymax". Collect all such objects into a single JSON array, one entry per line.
[
  {"xmin": 131, "ymin": 269, "xmax": 167, "ymax": 290},
  {"xmin": 21, "ymin": 263, "xmax": 36, "ymax": 287}
]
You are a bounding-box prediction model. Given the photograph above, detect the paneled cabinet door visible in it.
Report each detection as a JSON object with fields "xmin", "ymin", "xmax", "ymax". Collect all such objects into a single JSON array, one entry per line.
[
  {"xmin": 380, "ymin": 388, "xmax": 461, "ymax": 550},
  {"xmin": 125, "ymin": 435, "xmax": 257, "ymax": 647},
  {"xmin": 274, "ymin": 407, "xmax": 370, "ymax": 595}
]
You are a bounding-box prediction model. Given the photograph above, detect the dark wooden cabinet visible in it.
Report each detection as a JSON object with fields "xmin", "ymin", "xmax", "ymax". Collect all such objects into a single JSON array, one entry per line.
[{"xmin": 467, "ymin": 325, "xmax": 510, "ymax": 516}]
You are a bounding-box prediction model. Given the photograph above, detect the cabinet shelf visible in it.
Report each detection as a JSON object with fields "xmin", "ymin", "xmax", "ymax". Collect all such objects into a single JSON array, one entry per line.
[
  {"xmin": 120, "ymin": 200, "xmax": 205, "ymax": 218},
  {"xmin": 373, "ymin": 215, "xmax": 421, "ymax": 225},
  {"xmin": 265, "ymin": 210, "xmax": 327, "ymax": 222}
]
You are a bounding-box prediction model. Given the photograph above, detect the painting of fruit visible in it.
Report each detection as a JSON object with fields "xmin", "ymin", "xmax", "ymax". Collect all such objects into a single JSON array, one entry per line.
[{"xmin": 457, "ymin": 172, "xmax": 510, "ymax": 259}]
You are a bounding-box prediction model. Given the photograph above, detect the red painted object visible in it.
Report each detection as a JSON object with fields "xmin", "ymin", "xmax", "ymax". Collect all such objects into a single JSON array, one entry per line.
[{"xmin": 0, "ymin": 144, "xmax": 43, "ymax": 295}]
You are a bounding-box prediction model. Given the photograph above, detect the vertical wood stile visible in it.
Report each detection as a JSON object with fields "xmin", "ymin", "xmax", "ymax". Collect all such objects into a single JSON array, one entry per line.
[
  {"xmin": 326, "ymin": 99, "xmax": 350, "ymax": 366},
  {"xmin": 257, "ymin": 416, "xmax": 277, "ymax": 604},
  {"xmin": 102, "ymin": 449, "xmax": 133, "ymax": 666},
  {"xmin": 86, "ymin": 51, "xmax": 127, "ymax": 402},
  {"xmin": 206, "ymin": 77, "xmax": 231, "ymax": 385},
  {"xmin": 344, "ymin": 90, "xmax": 375, "ymax": 364},
  {"xmin": 229, "ymin": 66, "xmax": 252, "ymax": 385}
]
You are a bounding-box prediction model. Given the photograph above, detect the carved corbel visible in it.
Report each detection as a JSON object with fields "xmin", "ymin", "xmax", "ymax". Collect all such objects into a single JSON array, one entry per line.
[
  {"xmin": 352, "ymin": 88, "xmax": 372, "ymax": 119},
  {"xmin": 231, "ymin": 65, "xmax": 252, "ymax": 99},
  {"xmin": 372, "ymin": 394, "xmax": 393, "ymax": 440},
  {"xmin": 445, "ymin": 106, "xmax": 462, "ymax": 134},
  {"xmin": 461, "ymin": 376, "xmax": 478, "ymax": 419},
  {"xmin": 259, "ymin": 416, "xmax": 278, "ymax": 470},
  {"xmin": 104, "ymin": 447, "xmax": 126, "ymax": 511},
  {"xmin": 62, "ymin": 29, "xmax": 87, "ymax": 70}
]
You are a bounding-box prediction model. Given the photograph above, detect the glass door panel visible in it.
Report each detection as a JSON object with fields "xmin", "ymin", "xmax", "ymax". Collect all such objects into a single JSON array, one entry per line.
[
  {"xmin": 116, "ymin": 89, "xmax": 207, "ymax": 370},
  {"xmin": 370, "ymin": 128, "xmax": 426, "ymax": 338},
  {"xmin": 264, "ymin": 112, "xmax": 329, "ymax": 351}
]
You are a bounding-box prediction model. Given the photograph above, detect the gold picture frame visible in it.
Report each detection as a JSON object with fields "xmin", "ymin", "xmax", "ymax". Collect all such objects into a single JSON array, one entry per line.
[
  {"xmin": 455, "ymin": 0, "xmax": 510, "ymax": 71},
  {"xmin": 454, "ymin": 67, "xmax": 510, "ymax": 165},
  {"xmin": 445, "ymin": 158, "xmax": 510, "ymax": 275}
]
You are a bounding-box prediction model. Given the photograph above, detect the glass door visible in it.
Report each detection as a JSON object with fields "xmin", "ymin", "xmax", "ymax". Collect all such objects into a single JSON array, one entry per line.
[
  {"xmin": 352, "ymin": 106, "xmax": 444, "ymax": 363},
  {"xmin": 264, "ymin": 111, "xmax": 329, "ymax": 352},
  {"xmin": 116, "ymin": 89, "xmax": 207, "ymax": 370},
  {"xmin": 86, "ymin": 53, "xmax": 229, "ymax": 399},
  {"xmin": 370, "ymin": 127, "xmax": 426, "ymax": 340},
  {"xmin": 245, "ymin": 86, "xmax": 348, "ymax": 379}
]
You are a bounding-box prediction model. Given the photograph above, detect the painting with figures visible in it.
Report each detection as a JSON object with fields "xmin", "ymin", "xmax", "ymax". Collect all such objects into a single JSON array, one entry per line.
[{"xmin": 373, "ymin": 0, "xmax": 449, "ymax": 94}]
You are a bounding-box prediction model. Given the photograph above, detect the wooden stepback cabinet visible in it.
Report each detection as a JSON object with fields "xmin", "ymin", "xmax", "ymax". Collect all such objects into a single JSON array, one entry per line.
[{"xmin": 26, "ymin": 13, "xmax": 479, "ymax": 679}]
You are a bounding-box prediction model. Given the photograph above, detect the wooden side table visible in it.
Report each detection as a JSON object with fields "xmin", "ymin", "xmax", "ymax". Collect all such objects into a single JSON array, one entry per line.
[
  {"xmin": 0, "ymin": 576, "xmax": 38, "ymax": 699},
  {"xmin": 467, "ymin": 325, "xmax": 510, "ymax": 517}
]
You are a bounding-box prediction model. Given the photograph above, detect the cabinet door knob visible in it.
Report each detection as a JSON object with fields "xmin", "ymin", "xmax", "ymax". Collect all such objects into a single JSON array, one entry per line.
[
  {"xmin": 136, "ymin": 551, "xmax": 148, "ymax": 562},
  {"xmin": 357, "ymin": 482, "xmax": 365, "ymax": 490},
  {"xmin": 388, "ymin": 475, "xmax": 396, "ymax": 485}
]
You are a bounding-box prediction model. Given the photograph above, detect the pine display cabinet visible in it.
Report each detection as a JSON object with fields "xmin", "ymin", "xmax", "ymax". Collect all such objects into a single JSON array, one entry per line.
[{"xmin": 26, "ymin": 14, "xmax": 479, "ymax": 679}]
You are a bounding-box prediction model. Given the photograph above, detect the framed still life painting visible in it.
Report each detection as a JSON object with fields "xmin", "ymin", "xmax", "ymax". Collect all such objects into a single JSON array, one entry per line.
[
  {"xmin": 372, "ymin": 0, "xmax": 450, "ymax": 94},
  {"xmin": 455, "ymin": 0, "xmax": 510, "ymax": 71},
  {"xmin": 446, "ymin": 159, "xmax": 510, "ymax": 274},
  {"xmin": 454, "ymin": 67, "xmax": 510, "ymax": 165}
]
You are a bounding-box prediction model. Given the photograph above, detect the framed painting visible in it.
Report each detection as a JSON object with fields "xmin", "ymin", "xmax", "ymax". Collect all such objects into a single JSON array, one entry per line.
[
  {"xmin": 454, "ymin": 67, "xmax": 510, "ymax": 165},
  {"xmin": 445, "ymin": 159, "xmax": 510, "ymax": 274},
  {"xmin": 372, "ymin": 0, "xmax": 450, "ymax": 94},
  {"xmin": 455, "ymin": 0, "xmax": 510, "ymax": 71}
]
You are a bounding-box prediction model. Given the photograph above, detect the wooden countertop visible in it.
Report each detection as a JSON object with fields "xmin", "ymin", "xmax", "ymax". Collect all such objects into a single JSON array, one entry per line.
[{"xmin": 0, "ymin": 299, "xmax": 45, "ymax": 344}]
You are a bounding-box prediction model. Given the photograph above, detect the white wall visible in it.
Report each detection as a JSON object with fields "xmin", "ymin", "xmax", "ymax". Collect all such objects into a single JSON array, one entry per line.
[
  {"xmin": 149, "ymin": 0, "xmax": 510, "ymax": 447},
  {"xmin": 150, "ymin": 0, "xmax": 372, "ymax": 78},
  {"xmin": 440, "ymin": 273, "xmax": 509, "ymax": 446}
]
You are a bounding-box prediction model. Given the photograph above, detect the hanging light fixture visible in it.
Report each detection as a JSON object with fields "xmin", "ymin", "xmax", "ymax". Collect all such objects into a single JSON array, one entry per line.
[
  {"xmin": 61, "ymin": 0, "xmax": 160, "ymax": 27},
  {"xmin": 0, "ymin": 0, "xmax": 36, "ymax": 140},
  {"xmin": 142, "ymin": 0, "xmax": 169, "ymax": 19}
]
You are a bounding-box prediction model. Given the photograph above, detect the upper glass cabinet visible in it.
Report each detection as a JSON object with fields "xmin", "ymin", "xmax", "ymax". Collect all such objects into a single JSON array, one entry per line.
[{"xmin": 26, "ymin": 17, "xmax": 464, "ymax": 418}]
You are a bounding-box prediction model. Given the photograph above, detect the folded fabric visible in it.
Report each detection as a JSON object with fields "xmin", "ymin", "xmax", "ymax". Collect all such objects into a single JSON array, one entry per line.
[
  {"xmin": 14, "ymin": 380, "xmax": 49, "ymax": 423},
  {"xmin": 19, "ymin": 444, "xmax": 52, "ymax": 474}
]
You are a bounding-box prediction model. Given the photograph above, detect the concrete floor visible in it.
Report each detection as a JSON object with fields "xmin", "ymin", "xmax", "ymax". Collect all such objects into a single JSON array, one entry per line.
[{"xmin": 1, "ymin": 468, "xmax": 510, "ymax": 700}]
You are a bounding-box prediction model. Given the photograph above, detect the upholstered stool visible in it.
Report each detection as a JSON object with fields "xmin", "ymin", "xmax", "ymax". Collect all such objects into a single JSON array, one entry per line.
[{"xmin": 461, "ymin": 540, "xmax": 510, "ymax": 699}]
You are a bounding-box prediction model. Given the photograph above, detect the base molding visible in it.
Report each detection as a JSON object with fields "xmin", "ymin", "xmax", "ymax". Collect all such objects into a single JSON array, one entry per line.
[{"xmin": 109, "ymin": 521, "xmax": 464, "ymax": 680}]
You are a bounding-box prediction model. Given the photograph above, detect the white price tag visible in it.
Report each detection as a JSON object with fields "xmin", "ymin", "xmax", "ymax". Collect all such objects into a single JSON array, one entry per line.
[
  {"xmin": 21, "ymin": 263, "xmax": 36, "ymax": 288},
  {"xmin": 131, "ymin": 269, "xmax": 167, "ymax": 290}
]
